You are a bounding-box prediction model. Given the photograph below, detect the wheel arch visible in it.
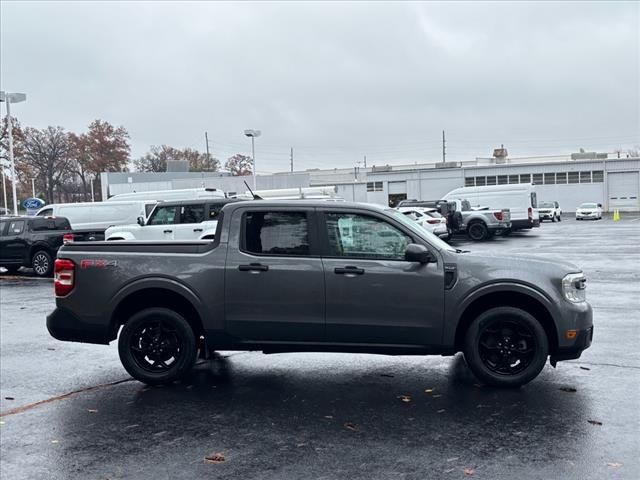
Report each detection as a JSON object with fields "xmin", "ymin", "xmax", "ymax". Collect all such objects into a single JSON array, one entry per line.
[
  {"xmin": 28, "ymin": 242, "xmax": 53, "ymax": 264},
  {"xmin": 108, "ymin": 280, "xmax": 205, "ymax": 344},
  {"xmin": 453, "ymin": 289, "xmax": 559, "ymax": 355}
]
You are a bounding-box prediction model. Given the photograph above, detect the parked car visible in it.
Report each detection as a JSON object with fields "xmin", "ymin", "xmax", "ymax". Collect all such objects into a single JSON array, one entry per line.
[
  {"xmin": 48, "ymin": 201, "xmax": 593, "ymax": 388},
  {"xmin": 105, "ymin": 199, "xmax": 239, "ymax": 241},
  {"xmin": 538, "ymin": 201, "xmax": 562, "ymax": 222},
  {"xmin": 575, "ymin": 202, "xmax": 603, "ymax": 220},
  {"xmin": 0, "ymin": 215, "xmax": 72, "ymax": 276},
  {"xmin": 396, "ymin": 207, "xmax": 448, "ymax": 238},
  {"xmin": 443, "ymin": 183, "xmax": 539, "ymax": 232},
  {"xmin": 36, "ymin": 201, "xmax": 157, "ymax": 241}
]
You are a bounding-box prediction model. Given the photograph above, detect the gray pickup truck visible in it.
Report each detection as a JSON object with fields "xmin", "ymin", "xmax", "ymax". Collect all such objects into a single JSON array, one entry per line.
[{"xmin": 47, "ymin": 201, "xmax": 593, "ymax": 388}]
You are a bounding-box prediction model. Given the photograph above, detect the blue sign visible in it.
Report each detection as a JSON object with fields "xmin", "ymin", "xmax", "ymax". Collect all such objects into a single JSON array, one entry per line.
[{"xmin": 23, "ymin": 198, "xmax": 45, "ymax": 210}]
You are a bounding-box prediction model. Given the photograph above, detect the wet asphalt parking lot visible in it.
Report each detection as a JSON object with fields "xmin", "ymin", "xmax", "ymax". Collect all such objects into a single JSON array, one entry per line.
[{"xmin": 1, "ymin": 214, "xmax": 639, "ymax": 480}]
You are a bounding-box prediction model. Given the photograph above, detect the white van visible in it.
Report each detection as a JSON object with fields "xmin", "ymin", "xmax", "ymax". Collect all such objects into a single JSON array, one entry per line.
[
  {"xmin": 35, "ymin": 201, "xmax": 156, "ymax": 241},
  {"xmin": 443, "ymin": 183, "xmax": 540, "ymax": 231},
  {"xmin": 107, "ymin": 187, "xmax": 226, "ymax": 202}
]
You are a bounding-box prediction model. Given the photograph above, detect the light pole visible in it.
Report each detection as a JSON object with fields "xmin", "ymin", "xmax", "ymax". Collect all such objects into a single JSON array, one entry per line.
[
  {"xmin": 244, "ymin": 129, "xmax": 261, "ymax": 191},
  {"xmin": 2, "ymin": 170, "xmax": 8, "ymax": 213},
  {"xmin": 1, "ymin": 91, "xmax": 27, "ymax": 215},
  {"xmin": 31, "ymin": 178, "xmax": 35, "ymax": 197}
]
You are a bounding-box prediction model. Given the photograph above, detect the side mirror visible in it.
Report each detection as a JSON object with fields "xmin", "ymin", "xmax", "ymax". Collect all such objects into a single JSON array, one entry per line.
[
  {"xmin": 597, "ymin": 203, "xmax": 602, "ymax": 208},
  {"xmin": 137, "ymin": 216, "xmax": 145, "ymax": 226},
  {"xmin": 405, "ymin": 243, "xmax": 434, "ymax": 264}
]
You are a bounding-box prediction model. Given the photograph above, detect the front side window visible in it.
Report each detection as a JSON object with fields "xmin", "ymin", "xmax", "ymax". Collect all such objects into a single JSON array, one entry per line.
[
  {"xmin": 148, "ymin": 206, "xmax": 178, "ymax": 225},
  {"xmin": 179, "ymin": 204, "xmax": 205, "ymax": 224},
  {"xmin": 325, "ymin": 213, "xmax": 411, "ymax": 260},
  {"xmin": 244, "ymin": 211, "xmax": 309, "ymax": 256},
  {"xmin": 0, "ymin": 221, "xmax": 8, "ymax": 236}
]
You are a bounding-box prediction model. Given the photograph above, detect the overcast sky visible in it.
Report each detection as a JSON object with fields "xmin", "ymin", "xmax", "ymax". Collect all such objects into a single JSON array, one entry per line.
[{"xmin": 1, "ymin": 1, "xmax": 638, "ymax": 173}]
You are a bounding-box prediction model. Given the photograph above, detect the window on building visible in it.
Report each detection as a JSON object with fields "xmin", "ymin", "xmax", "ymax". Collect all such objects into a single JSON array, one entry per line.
[
  {"xmin": 324, "ymin": 213, "xmax": 412, "ymax": 260},
  {"xmin": 568, "ymin": 171, "xmax": 579, "ymax": 184},
  {"xmin": 544, "ymin": 173, "xmax": 555, "ymax": 184},
  {"xmin": 592, "ymin": 170, "xmax": 604, "ymax": 183},
  {"xmin": 497, "ymin": 175, "xmax": 508, "ymax": 185},
  {"xmin": 475, "ymin": 176, "xmax": 486, "ymax": 186},
  {"xmin": 486, "ymin": 176, "xmax": 497, "ymax": 185},
  {"xmin": 465, "ymin": 177, "xmax": 475, "ymax": 187},
  {"xmin": 366, "ymin": 181, "xmax": 383, "ymax": 192},
  {"xmin": 520, "ymin": 174, "xmax": 531, "ymax": 184},
  {"xmin": 508, "ymin": 175, "xmax": 519, "ymax": 184},
  {"xmin": 243, "ymin": 211, "xmax": 309, "ymax": 256},
  {"xmin": 532, "ymin": 173, "xmax": 543, "ymax": 184},
  {"xmin": 580, "ymin": 171, "xmax": 591, "ymax": 183},
  {"xmin": 556, "ymin": 172, "xmax": 567, "ymax": 184}
]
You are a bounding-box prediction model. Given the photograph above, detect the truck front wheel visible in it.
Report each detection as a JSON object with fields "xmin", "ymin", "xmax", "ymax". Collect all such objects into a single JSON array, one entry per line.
[
  {"xmin": 118, "ymin": 308, "xmax": 197, "ymax": 385},
  {"xmin": 463, "ymin": 307, "xmax": 549, "ymax": 388}
]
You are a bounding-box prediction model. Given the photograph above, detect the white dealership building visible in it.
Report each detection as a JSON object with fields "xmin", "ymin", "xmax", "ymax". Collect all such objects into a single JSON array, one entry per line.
[{"xmin": 101, "ymin": 152, "xmax": 640, "ymax": 212}]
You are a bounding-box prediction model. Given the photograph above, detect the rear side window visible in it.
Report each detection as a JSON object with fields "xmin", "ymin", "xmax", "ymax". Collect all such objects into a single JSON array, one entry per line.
[
  {"xmin": 180, "ymin": 204, "xmax": 205, "ymax": 224},
  {"xmin": 8, "ymin": 220, "xmax": 25, "ymax": 235},
  {"xmin": 0, "ymin": 221, "xmax": 8, "ymax": 236},
  {"xmin": 54, "ymin": 218, "xmax": 71, "ymax": 230},
  {"xmin": 531, "ymin": 192, "xmax": 537, "ymax": 208},
  {"xmin": 243, "ymin": 211, "xmax": 309, "ymax": 256},
  {"xmin": 30, "ymin": 218, "xmax": 57, "ymax": 231}
]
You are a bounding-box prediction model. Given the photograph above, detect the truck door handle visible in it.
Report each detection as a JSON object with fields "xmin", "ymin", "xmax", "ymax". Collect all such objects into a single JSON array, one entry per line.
[
  {"xmin": 334, "ymin": 266, "xmax": 365, "ymax": 275},
  {"xmin": 163, "ymin": 229, "xmax": 173, "ymax": 233},
  {"xmin": 238, "ymin": 263, "xmax": 269, "ymax": 272},
  {"xmin": 193, "ymin": 228, "xmax": 203, "ymax": 232}
]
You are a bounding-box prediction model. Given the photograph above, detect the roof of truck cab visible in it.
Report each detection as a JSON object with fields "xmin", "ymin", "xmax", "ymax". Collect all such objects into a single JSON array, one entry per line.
[
  {"xmin": 154, "ymin": 198, "xmax": 241, "ymax": 207},
  {"xmin": 221, "ymin": 200, "xmax": 389, "ymax": 211}
]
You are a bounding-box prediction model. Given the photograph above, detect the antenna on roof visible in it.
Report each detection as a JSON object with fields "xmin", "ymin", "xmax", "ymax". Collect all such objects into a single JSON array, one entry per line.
[{"xmin": 244, "ymin": 180, "xmax": 262, "ymax": 200}]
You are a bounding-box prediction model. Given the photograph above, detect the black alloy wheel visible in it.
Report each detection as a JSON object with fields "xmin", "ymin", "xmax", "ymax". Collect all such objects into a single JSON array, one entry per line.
[
  {"xmin": 467, "ymin": 221, "xmax": 488, "ymax": 241},
  {"xmin": 32, "ymin": 250, "xmax": 53, "ymax": 277}
]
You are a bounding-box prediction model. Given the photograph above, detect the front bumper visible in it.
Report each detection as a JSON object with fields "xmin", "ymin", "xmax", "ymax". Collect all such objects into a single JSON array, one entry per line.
[
  {"xmin": 550, "ymin": 301, "xmax": 593, "ymax": 366},
  {"xmin": 576, "ymin": 213, "xmax": 598, "ymax": 219},
  {"xmin": 47, "ymin": 307, "xmax": 112, "ymax": 345}
]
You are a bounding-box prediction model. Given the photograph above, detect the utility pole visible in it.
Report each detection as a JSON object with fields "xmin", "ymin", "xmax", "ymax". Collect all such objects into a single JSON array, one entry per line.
[
  {"xmin": 442, "ymin": 130, "xmax": 446, "ymax": 164},
  {"xmin": 290, "ymin": 147, "xmax": 294, "ymax": 173},
  {"xmin": 364, "ymin": 155, "xmax": 367, "ymax": 169},
  {"xmin": 205, "ymin": 131, "xmax": 211, "ymax": 161},
  {"xmin": 2, "ymin": 170, "xmax": 7, "ymax": 212},
  {"xmin": 31, "ymin": 178, "xmax": 35, "ymax": 198}
]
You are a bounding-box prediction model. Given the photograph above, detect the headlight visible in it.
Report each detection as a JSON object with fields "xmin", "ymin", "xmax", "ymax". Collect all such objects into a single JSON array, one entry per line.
[{"xmin": 562, "ymin": 273, "xmax": 587, "ymax": 303}]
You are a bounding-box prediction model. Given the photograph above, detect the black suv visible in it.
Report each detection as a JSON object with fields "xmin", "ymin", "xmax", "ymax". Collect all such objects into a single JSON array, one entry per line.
[{"xmin": 0, "ymin": 216, "xmax": 72, "ymax": 277}]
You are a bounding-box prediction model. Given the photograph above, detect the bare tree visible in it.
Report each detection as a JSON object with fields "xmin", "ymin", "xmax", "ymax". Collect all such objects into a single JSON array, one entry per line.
[
  {"xmin": 134, "ymin": 145, "xmax": 219, "ymax": 172},
  {"xmin": 225, "ymin": 154, "xmax": 253, "ymax": 176}
]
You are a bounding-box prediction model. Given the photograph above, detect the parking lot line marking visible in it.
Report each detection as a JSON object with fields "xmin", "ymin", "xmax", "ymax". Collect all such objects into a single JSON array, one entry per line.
[{"xmin": 0, "ymin": 378, "xmax": 134, "ymax": 418}]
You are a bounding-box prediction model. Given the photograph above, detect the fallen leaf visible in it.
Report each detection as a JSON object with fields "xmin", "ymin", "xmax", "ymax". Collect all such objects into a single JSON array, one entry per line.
[
  {"xmin": 580, "ymin": 366, "xmax": 591, "ymax": 371},
  {"xmin": 463, "ymin": 467, "xmax": 475, "ymax": 476},
  {"xmin": 588, "ymin": 420, "xmax": 603, "ymax": 426},
  {"xmin": 424, "ymin": 389, "xmax": 434, "ymax": 394},
  {"xmin": 4, "ymin": 397, "xmax": 14, "ymax": 401},
  {"xmin": 398, "ymin": 395, "xmax": 412, "ymax": 403},
  {"xmin": 344, "ymin": 422, "xmax": 357, "ymax": 431},
  {"xmin": 559, "ymin": 387, "xmax": 577, "ymax": 393},
  {"xmin": 87, "ymin": 409, "xmax": 98, "ymax": 413},
  {"xmin": 204, "ymin": 452, "xmax": 225, "ymax": 464},
  {"xmin": 606, "ymin": 462, "xmax": 622, "ymax": 468}
]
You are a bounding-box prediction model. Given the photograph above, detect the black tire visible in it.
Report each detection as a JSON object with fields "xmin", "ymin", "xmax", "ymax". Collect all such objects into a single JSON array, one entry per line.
[
  {"xmin": 557, "ymin": 214, "xmax": 561, "ymax": 222},
  {"xmin": 463, "ymin": 306, "xmax": 549, "ymax": 388},
  {"xmin": 31, "ymin": 250, "xmax": 53, "ymax": 277},
  {"xmin": 118, "ymin": 307, "xmax": 197, "ymax": 385},
  {"xmin": 551, "ymin": 215, "xmax": 556, "ymax": 223},
  {"xmin": 467, "ymin": 221, "xmax": 489, "ymax": 241}
]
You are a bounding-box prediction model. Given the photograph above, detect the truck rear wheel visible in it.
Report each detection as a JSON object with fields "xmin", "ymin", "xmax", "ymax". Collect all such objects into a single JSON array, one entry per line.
[
  {"xmin": 463, "ymin": 306, "xmax": 548, "ymax": 388},
  {"xmin": 118, "ymin": 307, "xmax": 197, "ymax": 385},
  {"xmin": 467, "ymin": 221, "xmax": 489, "ymax": 241},
  {"xmin": 32, "ymin": 250, "xmax": 53, "ymax": 277}
]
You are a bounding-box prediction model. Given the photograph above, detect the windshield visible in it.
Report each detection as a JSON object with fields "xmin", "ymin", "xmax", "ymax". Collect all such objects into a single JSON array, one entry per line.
[
  {"xmin": 539, "ymin": 202, "xmax": 554, "ymax": 208},
  {"xmin": 580, "ymin": 203, "xmax": 597, "ymax": 208},
  {"xmin": 388, "ymin": 209, "xmax": 455, "ymax": 252}
]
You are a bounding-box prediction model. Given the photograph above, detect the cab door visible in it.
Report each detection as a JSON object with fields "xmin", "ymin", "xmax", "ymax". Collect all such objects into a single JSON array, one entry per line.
[
  {"xmin": 224, "ymin": 207, "xmax": 325, "ymax": 342},
  {"xmin": 173, "ymin": 204, "xmax": 206, "ymax": 240},
  {"xmin": 1, "ymin": 220, "xmax": 28, "ymax": 261},
  {"xmin": 319, "ymin": 209, "xmax": 444, "ymax": 347},
  {"xmin": 142, "ymin": 204, "xmax": 179, "ymax": 240}
]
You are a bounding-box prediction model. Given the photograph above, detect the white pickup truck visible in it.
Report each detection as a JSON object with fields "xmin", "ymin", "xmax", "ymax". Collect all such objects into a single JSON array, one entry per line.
[{"xmin": 105, "ymin": 199, "xmax": 237, "ymax": 241}]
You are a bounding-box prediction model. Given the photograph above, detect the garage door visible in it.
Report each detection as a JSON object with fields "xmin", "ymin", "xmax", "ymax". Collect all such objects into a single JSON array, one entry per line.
[
  {"xmin": 387, "ymin": 181, "xmax": 407, "ymax": 207},
  {"xmin": 608, "ymin": 172, "xmax": 639, "ymax": 212}
]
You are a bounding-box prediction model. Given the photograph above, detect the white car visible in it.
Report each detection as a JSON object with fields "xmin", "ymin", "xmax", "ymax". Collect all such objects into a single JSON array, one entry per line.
[
  {"xmin": 575, "ymin": 202, "xmax": 602, "ymax": 220},
  {"xmin": 105, "ymin": 199, "xmax": 236, "ymax": 241},
  {"xmin": 396, "ymin": 207, "xmax": 448, "ymax": 237},
  {"xmin": 538, "ymin": 201, "xmax": 562, "ymax": 222}
]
